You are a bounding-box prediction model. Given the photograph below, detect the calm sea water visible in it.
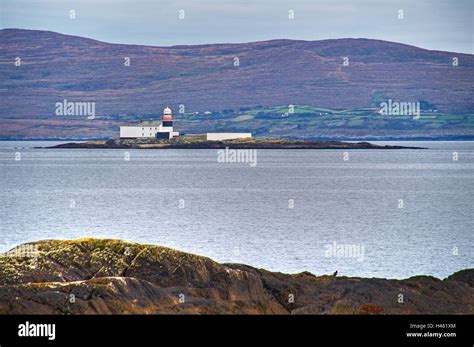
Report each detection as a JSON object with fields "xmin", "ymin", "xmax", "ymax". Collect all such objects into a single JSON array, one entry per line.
[{"xmin": 0, "ymin": 141, "xmax": 473, "ymax": 279}]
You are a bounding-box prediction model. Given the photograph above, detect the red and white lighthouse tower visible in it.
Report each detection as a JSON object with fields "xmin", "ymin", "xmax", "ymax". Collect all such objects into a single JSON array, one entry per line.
[{"xmin": 161, "ymin": 107, "xmax": 174, "ymax": 128}]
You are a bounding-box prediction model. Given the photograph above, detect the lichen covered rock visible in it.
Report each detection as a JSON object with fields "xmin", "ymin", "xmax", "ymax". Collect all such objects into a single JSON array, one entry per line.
[{"xmin": 0, "ymin": 239, "xmax": 473, "ymax": 314}]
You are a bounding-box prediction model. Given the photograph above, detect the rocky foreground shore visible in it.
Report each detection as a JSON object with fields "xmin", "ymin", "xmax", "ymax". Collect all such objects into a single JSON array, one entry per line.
[{"xmin": 0, "ymin": 239, "xmax": 472, "ymax": 314}]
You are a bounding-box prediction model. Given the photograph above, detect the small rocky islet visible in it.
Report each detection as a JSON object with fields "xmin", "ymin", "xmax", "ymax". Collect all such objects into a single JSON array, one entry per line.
[
  {"xmin": 0, "ymin": 238, "xmax": 472, "ymax": 314},
  {"xmin": 45, "ymin": 137, "xmax": 425, "ymax": 150}
]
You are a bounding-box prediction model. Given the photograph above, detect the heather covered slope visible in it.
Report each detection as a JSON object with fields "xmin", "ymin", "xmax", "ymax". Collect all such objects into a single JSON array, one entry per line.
[
  {"xmin": 2, "ymin": 29, "xmax": 474, "ymax": 117},
  {"xmin": 0, "ymin": 239, "xmax": 472, "ymax": 314},
  {"xmin": 1, "ymin": 29, "xmax": 474, "ymax": 139}
]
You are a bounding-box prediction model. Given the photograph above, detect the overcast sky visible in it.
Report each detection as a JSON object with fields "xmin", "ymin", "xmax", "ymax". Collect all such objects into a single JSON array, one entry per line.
[{"xmin": 1, "ymin": 0, "xmax": 473, "ymax": 53}]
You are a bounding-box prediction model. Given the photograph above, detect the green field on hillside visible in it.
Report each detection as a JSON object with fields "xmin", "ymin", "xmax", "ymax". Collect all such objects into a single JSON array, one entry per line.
[{"xmin": 154, "ymin": 105, "xmax": 474, "ymax": 139}]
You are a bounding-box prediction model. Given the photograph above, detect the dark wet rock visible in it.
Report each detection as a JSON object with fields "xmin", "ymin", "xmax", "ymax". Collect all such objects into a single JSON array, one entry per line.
[
  {"xmin": 157, "ymin": 140, "xmax": 424, "ymax": 150},
  {"xmin": 46, "ymin": 138, "xmax": 425, "ymax": 150},
  {"xmin": 447, "ymin": 269, "xmax": 474, "ymax": 287},
  {"xmin": 0, "ymin": 239, "xmax": 472, "ymax": 314}
]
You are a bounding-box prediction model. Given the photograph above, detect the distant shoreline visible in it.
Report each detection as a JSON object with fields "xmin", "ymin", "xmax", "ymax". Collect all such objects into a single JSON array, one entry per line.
[
  {"xmin": 2, "ymin": 136, "xmax": 474, "ymax": 142},
  {"xmin": 42, "ymin": 138, "xmax": 426, "ymax": 150}
]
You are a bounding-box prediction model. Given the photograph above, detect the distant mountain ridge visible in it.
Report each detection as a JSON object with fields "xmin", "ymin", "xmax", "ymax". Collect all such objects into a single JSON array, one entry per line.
[{"xmin": 0, "ymin": 29, "xmax": 473, "ymax": 139}]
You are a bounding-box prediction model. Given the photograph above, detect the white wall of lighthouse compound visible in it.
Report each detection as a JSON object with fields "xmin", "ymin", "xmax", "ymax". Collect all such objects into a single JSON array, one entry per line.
[
  {"xmin": 206, "ymin": 133, "xmax": 252, "ymax": 141},
  {"xmin": 120, "ymin": 126, "xmax": 161, "ymax": 138}
]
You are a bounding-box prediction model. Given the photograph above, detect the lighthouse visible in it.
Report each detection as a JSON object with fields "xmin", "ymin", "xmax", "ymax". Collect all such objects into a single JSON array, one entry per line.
[
  {"xmin": 156, "ymin": 106, "xmax": 179, "ymax": 139},
  {"xmin": 161, "ymin": 107, "xmax": 174, "ymax": 128},
  {"xmin": 119, "ymin": 107, "xmax": 179, "ymax": 140}
]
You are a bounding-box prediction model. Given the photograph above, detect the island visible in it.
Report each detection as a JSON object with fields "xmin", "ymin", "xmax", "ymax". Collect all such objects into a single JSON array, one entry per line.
[
  {"xmin": 43, "ymin": 136, "xmax": 425, "ymax": 150},
  {"xmin": 1, "ymin": 239, "xmax": 472, "ymax": 314}
]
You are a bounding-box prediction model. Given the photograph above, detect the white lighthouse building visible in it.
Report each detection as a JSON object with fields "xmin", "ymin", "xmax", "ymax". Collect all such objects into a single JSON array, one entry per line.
[{"xmin": 120, "ymin": 107, "xmax": 179, "ymax": 140}]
